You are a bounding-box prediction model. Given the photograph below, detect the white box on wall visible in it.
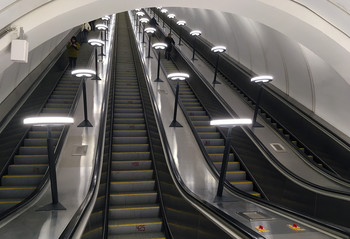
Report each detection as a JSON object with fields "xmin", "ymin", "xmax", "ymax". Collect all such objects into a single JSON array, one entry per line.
[{"xmin": 11, "ymin": 39, "xmax": 29, "ymax": 63}]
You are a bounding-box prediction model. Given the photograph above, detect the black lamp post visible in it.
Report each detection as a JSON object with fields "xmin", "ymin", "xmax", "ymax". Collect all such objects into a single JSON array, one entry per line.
[
  {"xmin": 251, "ymin": 75, "xmax": 273, "ymax": 128},
  {"xmin": 101, "ymin": 15, "xmax": 110, "ymax": 39},
  {"xmin": 139, "ymin": 17, "xmax": 149, "ymax": 43},
  {"xmin": 134, "ymin": 9, "xmax": 141, "ymax": 26},
  {"xmin": 72, "ymin": 69, "xmax": 96, "ymax": 127},
  {"xmin": 136, "ymin": 11, "xmax": 145, "ymax": 32},
  {"xmin": 210, "ymin": 119, "xmax": 252, "ymax": 197},
  {"xmin": 176, "ymin": 20, "xmax": 186, "ymax": 45},
  {"xmin": 96, "ymin": 24, "xmax": 108, "ymax": 56},
  {"xmin": 156, "ymin": 7, "xmax": 162, "ymax": 21},
  {"xmin": 88, "ymin": 39, "xmax": 104, "ymax": 80},
  {"xmin": 168, "ymin": 73, "xmax": 190, "ymax": 127},
  {"xmin": 145, "ymin": 27, "xmax": 156, "ymax": 58},
  {"xmin": 190, "ymin": 30, "xmax": 201, "ymax": 61},
  {"xmin": 211, "ymin": 46, "xmax": 226, "ymax": 85},
  {"xmin": 161, "ymin": 9, "xmax": 168, "ymax": 28},
  {"xmin": 24, "ymin": 116, "xmax": 74, "ymax": 211},
  {"xmin": 152, "ymin": 42, "xmax": 167, "ymax": 82},
  {"xmin": 167, "ymin": 13, "xmax": 176, "ymax": 34}
]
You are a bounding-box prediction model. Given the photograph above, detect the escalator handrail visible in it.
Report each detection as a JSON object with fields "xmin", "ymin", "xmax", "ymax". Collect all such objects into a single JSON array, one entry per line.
[
  {"xmin": 58, "ymin": 22, "xmax": 116, "ymax": 239},
  {"xmin": 101, "ymin": 15, "xmax": 118, "ymax": 239}
]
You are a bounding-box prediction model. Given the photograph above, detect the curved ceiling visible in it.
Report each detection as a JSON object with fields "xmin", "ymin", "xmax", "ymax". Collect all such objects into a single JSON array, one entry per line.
[{"xmin": 0, "ymin": 0, "xmax": 350, "ymax": 136}]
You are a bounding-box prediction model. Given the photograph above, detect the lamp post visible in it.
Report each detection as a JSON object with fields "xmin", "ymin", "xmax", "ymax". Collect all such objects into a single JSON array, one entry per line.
[
  {"xmin": 96, "ymin": 24, "xmax": 108, "ymax": 56},
  {"xmin": 145, "ymin": 27, "xmax": 156, "ymax": 58},
  {"xmin": 160, "ymin": 9, "xmax": 168, "ymax": 28},
  {"xmin": 167, "ymin": 13, "xmax": 176, "ymax": 34},
  {"xmin": 251, "ymin": 75, "xmax": 273, "ymax": 128},
  {"xmin": 210, "ymin": 119, "xmax": 252, "ymax": 197},
  {"xmin": 72, "ymin": 69, "xmax": 96, "ymax": 127},
  {"xmin": 134, "ymin": 9, "xmax": 141, "ymax": 26},
  {"xmin": 190, "ymin": 30, "xmax": 201, "ymax": 61},
  {"xmin": 156, "ymin": 7, "xmax": 162, "ymax": 21},
  {"xmin": 211, "ymin": 46, "xmax": 226, "ymax": 85},
  {"xmin": 168, "ymin": 73, "xmax": 190, "ymax": 127},
  {"xmin": 24, "ymin": 116, "xmax": 74, "ymax": 210},
  {"xmin": 176, "ymin": 20, "xmax": 186, "ymax": 45},
  {"xmin": 139, "ymin": 17, "xmax": 149, "ymax": 43},
  {"xmin": 102, "ymin": 16, "xmax": 110, "ymax": 38},
  {"xmin": 88, "ymin": 39, "xmax": 104, "ymax": 80},
  {"xmin": 136, "ymin": 11, "xmax": 145, "ymax": 31},
  {"xmin": 152, "ymin": 42, "xmax": 167, "ymax": 82}
]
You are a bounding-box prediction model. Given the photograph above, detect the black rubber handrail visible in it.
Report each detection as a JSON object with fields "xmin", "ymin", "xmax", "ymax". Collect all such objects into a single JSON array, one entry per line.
[
  {"xmin": 101, "ymin": 23, "xmax": 117, "ymax": 239},
  {"xmin": 59, "ymin": 24, "xmax": 116, "ymax": 239}
]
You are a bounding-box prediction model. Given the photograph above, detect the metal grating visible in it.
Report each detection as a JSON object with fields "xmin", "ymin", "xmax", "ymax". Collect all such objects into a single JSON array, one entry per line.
[
  {"xmin": 72, "ymin": 145, "xmax": 88, "ymax": 156},
  {"xmin": 270, "ymin": 143, "xmax": 286, "ymax": 152},
  {"xmin": 237, "ymin": 211, "xmax": 275, "ymax": 221}
]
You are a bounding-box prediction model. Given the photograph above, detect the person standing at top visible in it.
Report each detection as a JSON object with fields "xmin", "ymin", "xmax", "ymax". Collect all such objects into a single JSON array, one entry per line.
[
  {"xmin": 81, "ymin": 22, "xmax": 91, "ymax": 43},
  {"xmin": 66, "ymin": 36, "xmax": 80, "ymax": 70},
  {"xmin": 149, "ymin": 17, "xmax": 158, "ymax": 28},
  {"xmin": 164, "ymin": 33, "xmax": 175, "ymax": 60}
]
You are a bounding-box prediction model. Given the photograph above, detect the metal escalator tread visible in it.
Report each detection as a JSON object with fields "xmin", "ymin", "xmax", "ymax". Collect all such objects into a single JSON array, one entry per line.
[{"xmin": 105, "ymin": 12, "xmax": 165, "ymax": 238}]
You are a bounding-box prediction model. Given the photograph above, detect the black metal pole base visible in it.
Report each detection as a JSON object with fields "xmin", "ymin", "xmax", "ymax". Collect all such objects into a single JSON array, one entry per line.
[
  {"xmin": 169, "ymin": 121, "xmax": 182, "ymax": 127},
  {"xmin": 191, "ymin": 58, "xmax": 198, "ymax": 61},
  {"xmin": 37, "ymin": 202, "xmax": 66, "ymax": 211},
  {"xmin": 252, "ymin": 121, "xmax": 264, "ymax": 128},
  {"xmin": 92, "ymin": 76, "xmax": 101, "ymax": 80},
  {"xmin": 146, "ymin": 56, "xmax": 153, "ymax": 59},
  {"xmin": 78, "ymin": 120, "xmax": 93, "ymax": 127},
  {"xmin": 212, "ymin": 80, "xmax": 221, "ymax": 85},
  {"xmin": 154, "ymin": 78, "xmax": 163, "ymax": 82},
  {"xmin": 98, "ymin": 53, "xmax": 106, "ymax": 56}
]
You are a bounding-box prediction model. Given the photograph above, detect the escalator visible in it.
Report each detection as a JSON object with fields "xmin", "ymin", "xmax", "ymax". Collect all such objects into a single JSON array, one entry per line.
[
  {"xmin": 83, "ymin": 12, "xmax": 165, "ymax": 238},
  {"xmin": 146, "ymin": 8, "xmax": 350, "ymax": 228},
  {"xmin": 153, "ymin": 7, "xmax": 350, "ymax": 182},
  {"xmin": 161, "ymin": 60, "xmax": 261, "ymax": 197},
  {"xmin": 0, "ymin": 37, "xmax": 94, "ymax": 214},
  {"xmin": 80, "ymin": 12, "xmax": 237, "ymax": 239}
]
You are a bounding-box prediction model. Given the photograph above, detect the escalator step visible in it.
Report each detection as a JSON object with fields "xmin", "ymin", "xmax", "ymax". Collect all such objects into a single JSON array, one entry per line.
[
  {"xmin": 0, "ymin": 186, "xmax": 36, "ymax": 198},
  {"xmin": 111, "ymin": 160, "xmax": 152, "ymax": 170},
  {"xmin": 110, "ymin": 180, "xmax": 155, "ymax": 192},
  {"xmin": 108, "ymin": 218, "xmax": 162, "ymax": 235},
  {"xmin": 109, "ymin": 204, "xmax": 159, "ymax": 219},
  {"xmin": 8, "ymin": 164, "xmax": 48, "ymax": 174},
  {"xmin": 110, "ymin": 170, "xmax": 153, "ymax": 181},
  {"xmin": 109, "ymin": 192, "xmax": 157, "ymax": 205},
  {"xmin": 2, "ymin": 174, "xmax": 44, "ymax": 186}
]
